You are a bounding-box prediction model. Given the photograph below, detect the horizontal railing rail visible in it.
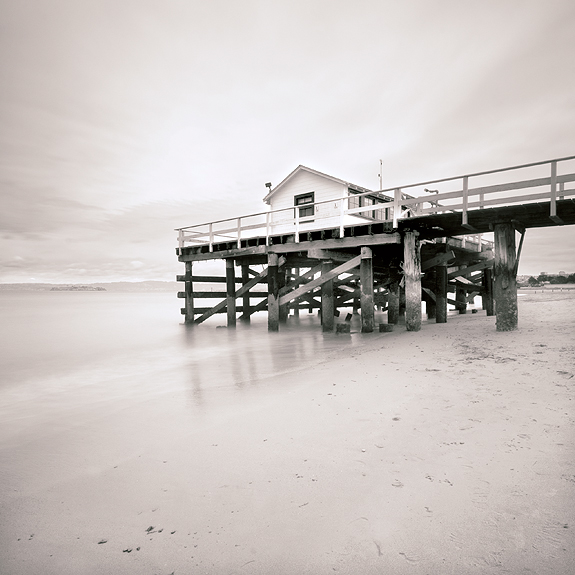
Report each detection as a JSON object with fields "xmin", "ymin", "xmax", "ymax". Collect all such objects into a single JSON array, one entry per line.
[{"xmin": 176, "ymin": 156, "xmax": 575, "ymax": 253}]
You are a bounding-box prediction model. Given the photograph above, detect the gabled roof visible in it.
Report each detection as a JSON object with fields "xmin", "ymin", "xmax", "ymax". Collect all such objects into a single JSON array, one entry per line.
[{"xmin": 263, "ymin": 165, "xmax": 373, "ymax": 204}]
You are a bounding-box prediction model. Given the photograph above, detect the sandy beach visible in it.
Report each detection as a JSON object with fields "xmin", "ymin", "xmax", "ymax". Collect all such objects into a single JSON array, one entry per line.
[{"xmin": 1, "ymin": 291, "xmax": 574, "ymax": 574}]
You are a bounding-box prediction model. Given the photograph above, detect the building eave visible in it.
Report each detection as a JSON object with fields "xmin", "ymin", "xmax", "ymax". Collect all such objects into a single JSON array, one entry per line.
[{"xmin": 263, "ymin": 165, "xmax": 373, "ymax": 204}]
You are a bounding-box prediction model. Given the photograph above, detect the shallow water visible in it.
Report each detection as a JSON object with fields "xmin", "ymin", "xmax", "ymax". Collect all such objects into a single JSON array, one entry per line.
[{"xmin": 0, "ymin": 291, "xmax": 378, "ymax": 444}]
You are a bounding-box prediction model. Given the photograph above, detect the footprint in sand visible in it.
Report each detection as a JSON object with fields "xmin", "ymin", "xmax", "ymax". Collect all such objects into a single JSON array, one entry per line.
[{"xmin": 399, "ymin": 551, "xmax": 420, "ymax": 563}]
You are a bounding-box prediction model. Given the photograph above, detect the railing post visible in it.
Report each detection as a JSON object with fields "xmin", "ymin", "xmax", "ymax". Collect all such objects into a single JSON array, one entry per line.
[
  {"xmin": 236, "ymin": 217, "xmax": 242, "ymax": 249},
  {"xmin": 462, "ymin": 176, "xmax": 469, "ymax": 227},
  {"xmin": 295, "ymin": 208, "xmax": 300, "ymax": 243},
  {"xmin": 265, "ymin": 212, "xmax": 270, "ymax": 245},
  {"xmin": 178, "ymin": 229, "xmax": 184, "ymax": 255},
  {"xmin": 393, "ymin": 188, "xmax": 401, "ymax": 228},
  {"xmin": 209, "ymin": 223, "xmax": 214, "ymax": 252},
  {"xmin": 339, "ymin": 198, "xmax": 345, "ymax": 238}
]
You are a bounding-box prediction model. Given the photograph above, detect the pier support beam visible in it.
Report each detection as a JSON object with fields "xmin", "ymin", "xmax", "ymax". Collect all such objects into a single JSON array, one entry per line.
[
  {"xmin": 483, "ymin": 267, "xmax": 495, "ymax": 316},
  {"xmin": 360, "ymin": 247, "xmax": 375, "ymax": 333},
  {"xmin": 241, "ymin": 264, "xmax": 251, "ymax": 322},
  {"xmin": 226, "ymin": 259, "xmax": 236, "ymax": 328},
  {"xmin": 494, "ymin": 223, "xmax": 518, "ymax": 331},
  {"xmin": 424, "ymin": 268, "xmax": 437, "ymax": 320},
  {"xmin": 184, "ymin": 261, "xmax": 194, "ymax": 324},
  {"xmin": 279, "ymin": 264, "xmax": 288, "ymax": 324},
  {"xmin": 268, "ymin": 253, "xmax": 280, "ymax": 332},
  {"xmin": 403, "ymin": 231, "xmax": 422, "ymax": 332},
  {"xmin": 387, "ymin": 282, "xmax": 400, "ymax": 325},
  {"xmin": 456, "ymin": 284, "xmax": 467, "ymax": 314},
  {"xmin": 321, "ymin": 260, "xmax": 335, "ymax": 332},
  {"xmin": 293, "ymin": 268, "xmax": 300, "ymax": 317},
  {"xmin": 435, "ymin": 263, "xmax": 448, "ymax": 323}
]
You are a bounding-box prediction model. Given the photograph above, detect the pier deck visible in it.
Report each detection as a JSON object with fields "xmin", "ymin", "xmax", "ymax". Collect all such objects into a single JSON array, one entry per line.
[{"xmin": 176, "ymin": 156, "xmax": 575, "ymax": 332}]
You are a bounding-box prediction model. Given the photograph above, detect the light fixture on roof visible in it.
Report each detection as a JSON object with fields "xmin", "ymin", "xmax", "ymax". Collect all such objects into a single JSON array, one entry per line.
[{"xmin": 265, "ymin": 182, "xmax": 272, "ymax": 190}]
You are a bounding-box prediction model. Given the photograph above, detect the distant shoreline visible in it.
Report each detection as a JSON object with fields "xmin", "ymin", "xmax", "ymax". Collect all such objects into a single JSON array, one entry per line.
[
  {"xmin": 50, "ymin": 285, "xmax": 106, "ymax": 291},
  {"xmin": 0, "ymin": 281, "xmax": 179, "ymax": 293}
]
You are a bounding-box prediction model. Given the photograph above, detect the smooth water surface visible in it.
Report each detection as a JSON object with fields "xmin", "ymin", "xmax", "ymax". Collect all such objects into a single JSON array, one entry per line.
[{"xmin": 0, "ymin": 291, "xmax": 377, "ymax": 444}]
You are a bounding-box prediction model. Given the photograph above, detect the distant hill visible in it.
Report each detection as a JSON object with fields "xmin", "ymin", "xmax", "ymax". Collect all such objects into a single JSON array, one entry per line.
[
  {"xmin": 0, "ymin": 281, "xmax": 179, "ymax": 292},
  {"xmin": 50, "ymin": 285, "xmax": 106, "ymax": 291}
]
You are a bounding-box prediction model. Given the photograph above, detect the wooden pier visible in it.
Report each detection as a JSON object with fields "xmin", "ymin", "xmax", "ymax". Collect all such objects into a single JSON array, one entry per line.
[{"xmin": 176, "ymin": 156, "xmax": 575, "ymax": 332}]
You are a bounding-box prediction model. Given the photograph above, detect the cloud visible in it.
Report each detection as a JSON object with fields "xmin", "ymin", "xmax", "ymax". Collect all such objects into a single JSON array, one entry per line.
[{"xmin": 1, "ymin": 0, "xmax": 574, "ymax": 282}]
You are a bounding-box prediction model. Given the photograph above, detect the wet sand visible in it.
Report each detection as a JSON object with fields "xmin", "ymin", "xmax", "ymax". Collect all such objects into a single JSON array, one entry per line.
[{"xmin": 1, "ymin": 292, "xmax": 574, "ymax": 574}]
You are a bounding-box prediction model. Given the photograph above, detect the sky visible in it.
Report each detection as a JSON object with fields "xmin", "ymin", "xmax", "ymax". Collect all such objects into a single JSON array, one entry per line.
[{"xmin": 1, "ymin": 0, "xmax": 574, "ymax": 283}]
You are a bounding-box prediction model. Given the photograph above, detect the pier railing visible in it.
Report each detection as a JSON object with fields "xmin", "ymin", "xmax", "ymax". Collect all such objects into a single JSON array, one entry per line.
[{"xmin": 176, "ymin": 156, "xmax": 575, "ymax": 252}]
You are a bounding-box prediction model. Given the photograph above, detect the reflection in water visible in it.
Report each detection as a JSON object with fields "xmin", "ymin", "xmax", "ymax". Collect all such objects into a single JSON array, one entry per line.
[
  {"xmin": 0, "ymin": 292, "xmax": 380, "ymax": 433},
  {"xmin": 180, "ymin": 311, "xmax": 367, "ymax": 408},
  {"xmin": 188, "ymin": 361, "xmax": 205, "ymax": 407}
]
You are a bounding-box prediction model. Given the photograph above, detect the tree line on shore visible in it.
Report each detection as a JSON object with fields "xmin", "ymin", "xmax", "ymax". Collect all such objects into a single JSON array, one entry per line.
[{"xmin": 521, "ymin": 273, "xmax": 575, "ymax": 287}]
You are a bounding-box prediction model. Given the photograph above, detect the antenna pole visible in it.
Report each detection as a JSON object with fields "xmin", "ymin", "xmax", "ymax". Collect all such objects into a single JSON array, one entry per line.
[{"xmin": 379, "ymin": 159, "xmax": 383, "ymax": 190}]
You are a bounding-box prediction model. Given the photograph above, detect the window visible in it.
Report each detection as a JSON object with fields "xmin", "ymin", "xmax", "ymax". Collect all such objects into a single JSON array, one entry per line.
[
  {"xmin": 373, "ymin": 207, "xmax": 390, "ymax": 221},
  {"xmin": 348, "ymin": 194, "xmax": 360, "ymax": 210},
  {"xmin": 294, "ymin": 192, "xmax": 315, "ymax": 219},
  {"xmin": 348, "ymin": 192, "xmax": 391, "ymax": 220}
]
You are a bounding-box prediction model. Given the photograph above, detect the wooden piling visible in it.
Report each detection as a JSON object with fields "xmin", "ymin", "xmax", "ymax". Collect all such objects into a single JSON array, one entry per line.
[
  {"xmin": 279, "ymin": 264, "xmax": 288, "ymax": 324},
  {"xmin": 435, "ymin": 263, "xmax": 448, "ymax": 324},
  {"xmin": 494, "ymin": 223, "xmax": 518, "ymax": 331},
  {"xmin": 425, "ymin": 268, "xmax": 437, "ymax": 320},
  {"xmin": 184, "ymin": 261, "xmax": 194, "ymax": 324},
  {"xmin": 241, "ymin": 264, "xmax": 250, "ymax": 322},
  {"xmin": 456, "ymin": 285, "xmax": 467, "ymax": 314},
  {"xmin": 388, "ymin": 282, "xmax": 400, "ymax": 324},
  {"xmin": 403, "ymin": 231, "xmax": 422, "ymax": 331},
  {"xmin": 321, "ymin": 260, "xmax": 335, "ymax": 332},
  {"xmin": 226, "ymin": 259, "xmax": 236, "ymax": 328},
  {"xmin": 293, "ymin": 268, "xmax": 300, "ymax": 317},
  {"xmin": 360, "ymin": 247, "xmax": 374, "ymax": 333},
  {"xmin": 483, "ymin": 267, "xmax": 495, "ymax": 316},
  {"xmin": 399, "ymin": 285, "xmax": 406, "ymax": 318},
  {"xmin": 268, "ymin": 253, "xmax": 279, "ymax": 332}
]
